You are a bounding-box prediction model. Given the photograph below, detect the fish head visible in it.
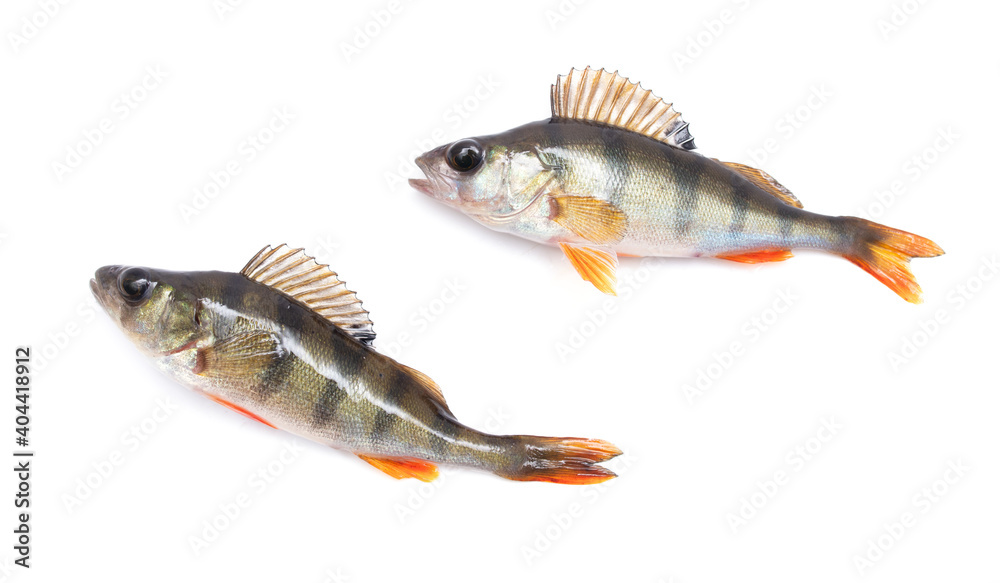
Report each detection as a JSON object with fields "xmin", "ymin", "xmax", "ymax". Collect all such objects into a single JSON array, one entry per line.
[
  {"xmin": 410, "ymin": 133, "xmax": 549, "ymax": 219},
  {"xmin": 91, "ymin": 265, "xmax": 203, "ymax": 357}
]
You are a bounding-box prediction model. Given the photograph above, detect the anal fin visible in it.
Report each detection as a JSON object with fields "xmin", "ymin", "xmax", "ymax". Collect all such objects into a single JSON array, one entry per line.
[
  {"xmin": 717, "ymin": 249, "xmax": 794, "ymax": 264},
  {"xmin": 358, "ymin": 454, "xmax": 439, "ymax": 482},
  {"xmin": 558, "ymin": 243, "xmax": 619, "ymax": 295}
]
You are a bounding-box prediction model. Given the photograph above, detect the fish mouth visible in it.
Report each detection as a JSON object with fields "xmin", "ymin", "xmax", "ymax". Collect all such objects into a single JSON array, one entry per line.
[
  {"xmin": 90, "ymin": 277, "xmax": 108, "ymax": 311},
  {"xmin": 90, "ymin": 267, "xmax": 118, "ymax": 310},
  {"xmin": 408, "ymin": 177, "xmax": 434, "ymax": 196},
  {"xmin": 409, "ymin": 157, "xmax": 453, "ymax": 198}
]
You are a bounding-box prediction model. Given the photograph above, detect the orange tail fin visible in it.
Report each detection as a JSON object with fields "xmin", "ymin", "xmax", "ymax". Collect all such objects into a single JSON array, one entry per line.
[
  {"xmin": 501, "ymin": 437, "xmax": 622, "ymax": 485},
  {"xmin": 842, "ymin": 217, "xmax": 944, "ymax": 303}
]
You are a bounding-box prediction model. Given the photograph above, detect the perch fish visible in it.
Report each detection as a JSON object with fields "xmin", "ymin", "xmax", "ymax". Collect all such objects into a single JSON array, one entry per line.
[
  {"xmin": 410, "ymin": 67, "xmax": 943, "ymax": 302},
  {"xmin": 91, "ymin": 245, "xmax": 620, "ymax": 484}
]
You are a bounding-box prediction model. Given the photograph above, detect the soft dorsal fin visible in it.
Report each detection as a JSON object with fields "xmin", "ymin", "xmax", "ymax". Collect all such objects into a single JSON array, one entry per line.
[
  {"xmin": 718, "ymin": 161, "xmax": 803, "ymax": 209},
  {"xmin": 551, "ymin": 67, "xmax": 696, "ymax": 150},
  {"xmin": 399, "ymin": 363, "xmax": 453, "ymax": 416},
  {"xmin": 240, "ymin": 244, "xmax": 376, "ymax": 345}
]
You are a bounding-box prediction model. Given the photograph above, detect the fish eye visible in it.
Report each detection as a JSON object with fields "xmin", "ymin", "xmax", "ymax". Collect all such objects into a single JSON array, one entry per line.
[
  {"xmin": 117, "ymin": 267, "xmax": 153, "ymax": 303},
  {"xmin": 445, "ymin": 139, "xmax": 483, "ymax": 172}
]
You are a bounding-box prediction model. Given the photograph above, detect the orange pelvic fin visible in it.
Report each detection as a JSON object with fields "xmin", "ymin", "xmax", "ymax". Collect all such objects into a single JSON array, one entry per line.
[
  {"xmin": 717, "ymin": 249, "xmax": 794, "ymax": 264},
  {"xmin": 841, "ymin": 218, "xmax": 944, "ymax": 304},
  {"xmin": 205, "ymin": 394, "xmax": 276, "ymax": 429},
  {"xmin": 357, "ymin": 455, "xmax": 439, "ymax": 482},
  {"xmin": 559, "ymin": 242, "xmax": 619, "ymax": 295},
  {"xmin": 504, "ymin": 437, "xmax": 622, "ymax": 485}
]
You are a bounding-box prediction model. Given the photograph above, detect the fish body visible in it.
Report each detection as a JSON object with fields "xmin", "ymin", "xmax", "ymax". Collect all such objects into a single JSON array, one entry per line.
[
  {"xmin": 451, "ymin": 119, "xmax": 839, "ymax": 257},
  {"xmin": 410, "ymin": 67, "xmax": 943, "ymax": 302},
  {"xmin": 91, "ymin": 245, "xmax": 619, "ymax": 484}
]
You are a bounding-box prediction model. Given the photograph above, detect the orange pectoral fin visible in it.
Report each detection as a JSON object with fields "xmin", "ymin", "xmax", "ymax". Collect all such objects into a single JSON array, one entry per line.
[
  {"xmin": 717, "ymin": 249, "xmax": 794, "ymax": 264},
  {"xmin": 549, "ymin": 195, "xmax": 628, "ymax": 245},
  {"xmin": 559, "ymin": 243, "xmax": 619, "ymax": 295},
  {"xmin": 357, "ymin": 455, "xmax": 439, "ymax": 482},
  {"xmin": 205, "ymin": 394, "xmax": 277, "ymax": 429}
]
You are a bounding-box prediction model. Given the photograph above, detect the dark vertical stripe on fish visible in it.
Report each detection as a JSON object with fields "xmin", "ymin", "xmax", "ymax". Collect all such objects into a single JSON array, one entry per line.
[
  {"xmin": 675, "ymin": 153, "xmax": 707, "ymax": 236},
  {"xmin": 729, "ymin": 185, "xmax": 751, "ymax": 234},
  {"xmin": 831, "ymin": 215, "xmax": 853, "ymax": 252},
  {"xmin": 600, "ymin": 127, "xmax": 630, "ymax": 209},
  {"xmin": 543, "ymin": 120, "xmax": 567, "ymax": 169},
  {"xmin": 368, "ymin": 366, "xmax": 408, "ymax": 445},
  {"xmin": 777, "ymin": 205, "xmax": 797, "ymax": 240},
  {"xmin": 311, "ymin": 378, "xmax": 347, "ymax": 429},
  {"xmin": 253, "ymin": 351, "xmax": 292, "ymax": 403},
  {"xmin": 325, "ymin": 327, "xmax": 368, "ymax": 380},
  {"xmin": 429, "ymin": 414, "xmax": 458, "ymax": 457}
]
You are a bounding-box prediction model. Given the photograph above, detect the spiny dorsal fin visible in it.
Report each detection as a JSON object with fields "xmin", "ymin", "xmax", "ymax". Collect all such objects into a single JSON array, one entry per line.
[
  {"xmin": 718, "ymin": 161, "xmax": 803, "ymax": 209},
  {"xmin": 551, "ymin": 67, "xmax": 696, "ymax": 150},
  {"xmin": 399, "ymin": 363, "xmax": 453, "ymax": 416},
  {"xmin": 240, "ymin": 244, "xmax": 376, "ymax": 345}
]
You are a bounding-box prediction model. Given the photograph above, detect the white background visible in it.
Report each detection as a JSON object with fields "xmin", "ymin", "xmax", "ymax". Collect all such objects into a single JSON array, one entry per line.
[{"xmin": 2, "ymin": 0, "xmax": 997, "ymax": 581}]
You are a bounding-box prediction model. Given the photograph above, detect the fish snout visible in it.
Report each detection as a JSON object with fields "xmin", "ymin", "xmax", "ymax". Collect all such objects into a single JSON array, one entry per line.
[
  {"xmin": 91, "ymin": 265, "xmax": 123, "ymax": 307},
  {"xmin": 409, "ymin": 154, "xmax": 454, "ymax": 199},
  {"xmin": 414, "ymin": 153, "xmax": 432, "ymax": 171},
  {"xmin": 409, "ymin": 155, "xmax": 431, "ymax": 194},
  {"xmin": 94, "ymin": 265, "xmax": 122, "ymax": 287}
]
